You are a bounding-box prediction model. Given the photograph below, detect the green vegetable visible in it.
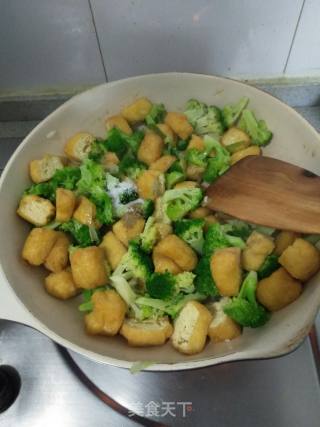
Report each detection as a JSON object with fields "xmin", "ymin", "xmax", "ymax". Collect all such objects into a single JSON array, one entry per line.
[
  {"xmin": 119, "ymin": 189, "xmax": 139, "ymax": 204},
  {"xmin": 204, "ymin": 223, "xmax": 246, "ymax": 254},
  {"xmin": 59, "ymin": 219, "xmax": 100, "ymax": 247},
  {"xmin": 130, "ymin": 361, "xmax": 156, "ymax": 374},
  {"xmin": 146, "ymin": 271, "xmax": 196, "ymax": 300},
  {"xmin": 162, "ymin": 187, "xmax": 203, "ymax": 221},
  {"xmin": 224, "ymin": 271, "xmax": 270, "ymax": 327},
  {"xmin": 222, "ymin": 220, "xmax": 252, "ymax": 240},
  {"xmin": 77, "ymin": 159, "xmax": 113, "ymax": 224},
  {"xmin": 222, "ymin": 97, "xmax": 249, "ymax": 128},
  {"xmin": 118, "ymin": 151, "xmax": 147, "ymax": 180},
  {"xmin": 176, "ymin": 139, "xmax": 188, "ymax": 151},
  {"xmin": 186, "ymin": 148, "xmax": 207, "ymax": 167},
  {"xmin": 25, "ymin": 166, "xmax": 81, "ymax": 202},
  {"xmin": 258, "ymin": 254, "xmax": 279, "ymax": 279},
  {"xmin": 165, "ymin": 171, "xmax": 185, "ymax": 189},
  {"xmin": 145, "ymin": 103, "xmax": 166, "ymax": 127},
  {"xmin": 238, "ymin": 109, "xmax": 273, "ymax": 146},
  {"xmin": 194, "ymin": 256, "xmax": 219, "ymax": 296},
  {"xmin": 184, "ymin": 99, "xmax": 207, "ymax": 126},
  {"xmin": 202, "ymin": 136, "xmax": 230, "ymax": 183},
  {"xmin": 174, "ymin": 218, "xmax": 205, "ymax": 254},
  {"xmin": 105, "ymin": 127, "xmax": 144, "ymax": 157},
  {"xmin": 140, "ymin": 217, "xmax": 158, "ymax": 253},
  {"xmin": 88, "ymin": 139, "xmax": 107, "ymax": 162},
  {"xmin": 78, "ymin": 286, "xmax": 108, "ymax": 312},
  {"xmin": 195, "ymin": 105, "xmax": 225, "ymax": 135}
]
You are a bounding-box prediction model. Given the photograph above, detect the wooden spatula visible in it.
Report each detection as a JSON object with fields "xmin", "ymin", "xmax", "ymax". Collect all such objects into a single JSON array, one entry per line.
[{"xmin": 206, "ymin": 155, "xmax": 320, "ymax": 234}]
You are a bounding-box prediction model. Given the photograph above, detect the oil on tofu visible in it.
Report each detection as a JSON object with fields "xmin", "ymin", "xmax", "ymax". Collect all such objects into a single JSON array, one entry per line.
[
  {"xmin": 85, "ymin": 290, "xmax": 127, "ymax": 336},
  {"xmin": 171, "ymin": 301, "xmax": 212, "ymax": 355},
  {"xmin": 207, "ymin": 298, "xmax": 242, "ymax": 343},
  {"xmin": 120, "ymin": 318, "xmax": 173, "ymax": 346},
  {"xmin": 17, "ymin": 194, "xmax": 55, "ymax": 226}
]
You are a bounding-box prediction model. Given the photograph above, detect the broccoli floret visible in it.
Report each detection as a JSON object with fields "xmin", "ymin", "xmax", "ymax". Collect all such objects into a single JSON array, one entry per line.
[
  {"xmin": 165, "ymin": 171, "xmax": 185, "ymax": 189},
  {"xmin": 174, "ymin": 218, "xmax": 205, "ymax": 254},
  {"xmin": 204, "ymin": 223, "xmax": 246, "ymax": 254},
  {"xmin": 176, "ymin": 139, "xmax": 189, "ymax": 151},
  {"xmin": 78, "ymin": 286, "xmax": 108, "ymax": 312},
  {"xmin": 202, "ymin": 136, "xmax": 230, "ymax": 183},
  {"xmin": 221, "ymin": 220, "xmax": 253, "ymax": 240},
  {"xmin": 222, "ymin": 97, "xmax": 249, "ymax": 128},
  {"xmin": 194, "ymin": 256, "xmax": 219, "ymax": 296},
  {"xmin": 118, "ymin": 151, "xmax": 147, "ymax": 180},
  {"xmin": 59, "ymin": 219, "xmax": 100, "ymax": 247},
  {"xmin": 88, "ymin": 139, "xmax": 107, "ymax": 162},
  {"xmin": 106, "ymin": 128, "xmax": 144, "ymax": 157},
  {"xmin": 238, "ymin": 109, "xmax": 273, "ymax": 146},
  {"xmin": 140, "ymin": 217, "xmax": 158, "ymax": 253},
  {"xmin": 175, "ymin": 271, "xmax": 196, "ymax": 294},
  {"xmin": 162, "ymin": 187, "xmax": 203, "ymax": 221},
  {"xmin": 195, "ymin": 106, "xmax": 225, "ymax": 136},
  {"xmin": 146, "ymin": 271, "xmax": 196, "ymax": 300},
  {"xmin": 184, "ymin": 99, "xmax": 208, "ymax": 126},
  {"xmin": 258, "ymin": 254, "xmax": 279, "ymax": 279},
  {"xmin": 145, "ymin": 103, "xmax": 166, "ymax": 127},
  {"xmin": 223, "ymin": 271, "xmax": 270, "ymax": 327},
  {"xmin": 185, "ymin": 148, "xmax": 207, "ymax": 167},
  {"xmin": 119, "ymin": 189, "xmax": 139, "ymax": 204}
]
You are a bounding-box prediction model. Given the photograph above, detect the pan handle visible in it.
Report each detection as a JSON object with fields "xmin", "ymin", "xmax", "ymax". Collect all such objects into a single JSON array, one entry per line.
[{"xmin": 0, "ymin": 270, "xmax": 40, "ymax": 329}]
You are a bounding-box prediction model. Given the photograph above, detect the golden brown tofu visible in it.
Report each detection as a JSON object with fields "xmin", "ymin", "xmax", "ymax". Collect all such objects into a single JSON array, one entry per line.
[
  {"xmin": 101, "ymin": 151, "xmax": 119, "ymax": 173},
  {"xmin": 73, "ymin": 196, "xmax": 96, "ymax": 226},
  {"xmin": 186, "ymin": 165, "xmax": 205, "ymax": 181},
  {"xmin": 164, "ymin": 112, "xmax": 193, "ymax": 140},
  {"xmin": 204, "ymin": 215, "xmax": 219, "ymax": 231},
  {"xmin": 171, "ymin": 301, "xmax": 212, "ymax": 355},
  {"xmin": 45, "ymin": 269, "xmax": 78, "ymax": 300},
  {"xmin": 137, "ymin": 132, "xmax": 164, "ymax": 166},
  {"xmin": 121, "ymin": 97, "xmax": 152, "ymax": 123},
  {"xmin": 150, "ymin": 155, "xmax": 176, "ymax": 173},
  {"xmin": 105, "ymin": 114, "xmax": 132, "ymax": 135},
  {"xmin": 29, "ymin": 154, "xmax": 64, "ymax": 183},
  {"xmin": 221, "ymin": 127, "xmax": 251, "ymax": 153},
  {"xmin": 100, "ymin": 231, "xmax": 127, "ymax": 270},
  {"xmin": 242, "ymin": 231, "xmax": 275, "ymax": 271},
  {"xmin": 210, "ymin": 247, "xmax": 242, "ymax": 296},
  {"xmin": 155, "ymin": 222, "xmax": 172, "ymax": 240},
  {"xmin": 55, "ymin": 188, "xmax": 76, "ymax": 222},
  {"xmin": 120, "ymin": 318, "xmax": 173, "ymax": 347},
  {"xmin": 22, "ymin": 228, "xmax": 59, "ymax": 266},
  {"xmin": 64, "ymin": 132, "xmax": 95, "ymax": 162},
  {"xmin": 207, "ymin": 298, "xmax": 242, "ymax": 342},
  {"xmin": 44, "ymin": 232, "xmax": 70, "ymax": 273},
  {"xmin": 157, "ymin": 123, "xmax": 176, "ymax": 144},
  {"xmin": 153, "ymin": 252, "xmax": 182, "ymax": 274},
  {"xmin": 70, "ymin": 247, "xmax": 108, "ymax": 289},
  {"xmin": 230, "ymin": 146, "xmax": 261, "ymax": 165},
  {"xmin": 154, "ymin": 234, "xmax": 197, "ymax": 271},
  {"xmin": 85, "ymin": 290, "xmax": 127, "ymax": 336},
  {"xmin": 136, "ymin": 170, "xmax": 165, "ymax": 200},
  {"xmin": 257, "ymin": 267, "xmax": 302, "ymax": 311},
  {"xmin": 174, "ymin": 181, "xmax": 198, "ymax": 190},
  {"xmin": 112, "ymin": 214, "xmax": 145, "ymax": 247},
  {"xmin": 17, "ymin": 194, "xmax": 55, "ymax": 226},
  {"xmin": 279, "ymin": 238, "xmax": 320, "ymax": 281},
  {"xmin": 275, "ymin": 231, "xmax": 299, "ymax": 256},
  {"xmin": 187, "ymin": 134, "xmax": 205, "ymax": 151},
  {"xmin": 189, "ymin": 207, "xmax": 210, "ymax": 219}
]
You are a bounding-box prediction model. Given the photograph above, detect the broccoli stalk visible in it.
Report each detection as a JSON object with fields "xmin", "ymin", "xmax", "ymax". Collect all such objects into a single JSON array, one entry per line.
[
  {"xmin": 238, "ymin": 109, "xmax": 273, "ymax": 146},
  {"xmin": 145, "ymin": 103, "xmax": 166, "ymax": 127},
  {"xmin": 222, "ymin": 97, "xmax": 249, "ymax": 128},
  {"xmin": 223, "ymin": 271, "xmax": 270, "ymax": 327},
  {"xmin": 202, "ymin": 135, "xmax": 231, "ymax": 183},
  {"xmin": 140, "ymin": 217, "xmax": 158, "ymax": 253},
  {"xmin": 162, "ymin": 187, "xmax": 203, "ymax": 221},
  {"xmin": 174, "ymin": 218, "xmax": 205, "ymax": 254}
]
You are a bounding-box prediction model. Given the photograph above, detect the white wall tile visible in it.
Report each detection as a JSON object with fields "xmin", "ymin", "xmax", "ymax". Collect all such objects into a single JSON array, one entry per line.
[
  {"xmin": 91, "ymin": 0, "xmax": 303, "ymax": 80},
  {"xmin": 0, "ymin": 0, "xmax": 106, "ymax": 93},
  {"xmin": 285, "ymin": 0, "xmax": 320, "ymax": 75}
]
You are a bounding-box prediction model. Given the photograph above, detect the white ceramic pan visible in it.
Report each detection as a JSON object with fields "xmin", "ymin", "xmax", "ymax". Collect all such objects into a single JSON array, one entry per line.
[{"xmin": 1, "ymin": 73, "xmax": 320, "ymax": 371}]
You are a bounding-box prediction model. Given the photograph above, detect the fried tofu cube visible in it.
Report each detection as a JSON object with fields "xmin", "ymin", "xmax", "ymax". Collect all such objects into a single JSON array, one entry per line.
[
  {"xmin": 45, "ymin": 269, "xmax": 78, "ymax": 300},
  {"xmin": 164, "ymin": 112, "xmax": 193, "ymax": 140},
  {"xmin": 155, "ymin": 222, "xmax": 172, "ymax": 239},
  {"xmin": 44, "ymin": 232, "xmax": 70, "ymax": 273},
  {"xmin": 210, "ymin": 247, "xmax": 242, "ymax": 296},
  {"xmin": 221, "ymin": 127, "xmax": 251, "ymax": 153},
  {"xmin": 150, "ymin": 155, "xmax": 176, "ymax": 173},
  {"xmin": 121, "ymin": 97, "xmax": 152, "ymax": 123},
  {"xmin": 171, "ymin": 301, "xmax": 212, "ymax": 355},
  {"xmin": 22, "ymin": 228, "xmax": 58, "ymax": 266},
  {"xmin": 279, "ymin": 238, "xmax": 320, "ymax": 281},
  {"xmin": 157, "ymin": 123, "xmax": 176, "ymax": 144},
  {"xmin": 100, "ymin": 231, "xmax": 127, "ymax": 270},
  {"xmin": 189, "ymin": 207, "xmax": 210, "ymax": 219},
  {"xmin": 137, "ymin": 170, "xmax": 165, "ymax": 200},
  {"xmin": 230, "ymin": 146, "xmax": 261, "ymax": 165},
  {"xmin": 187, "ymin": 134, "xmax": 205, "ymax": 151},
  {"xmin": 73, "ymin": 196, "xmax": 96, "ymax": 226},
  {"xmin": 154, "ymin": 234, "xmax": 197, "ymax": 271},
  {"xmin": 153, "ymin": 252, "xmax": 182, "ymax": 275},
  {"xmin": 242, "ymin": 231, "xmax": 275, "ymax": 271},
  {"xmin": 112, "ymin": 214, "xmax": 145, "ymax": 247},
  {"xmin": 257, "ymin": 267, "xmax": 302, "ymax": 311},
  {"xmin": 17, "ymin": 194, "xmax": 55, "ymax": 226},
  {"xmin": 101, "ymin": 151, "xmax": 119, "ymax": 172},
  {"xmin": 120, "ymin": 317, "xmax": 173, "ymax": 346},
  {"xmin": 174, "ymin": 181, "xmax": 198, "ymax": 190},
  {"xmin": 85, "ymin": 290, "xmax": 127, "ymax": 336},
  {"xmin": 29, "ymin": 154, "xmax": 64, "ymax": 183},
  {"xmin": 70, "ymin": 247, "xmax": 107, "ymax": 289},
  {"xmin": 56, "ymin": 188, "xmax": 76, "ymax": 222},
  {"xmin": 137, "ymin": 132, "xmax": 164, "ymax": 165},
  {"xmin": 207, "ymin": 298, "xmax": 242, "ymax": 342},
  {"xmin": 105, "ymin": 114, "xmax": 132, "ymax": 135},
  {"xmin": 186, "ymin": 164, "xmax": 205, "ymax": 181},
  {"xmin": 275, "ymin": 231, "xmax": 299, "ymax": 256},
  {"xmin": 64, "ymin": 132, "xmax": 95, "ymax": 162}
]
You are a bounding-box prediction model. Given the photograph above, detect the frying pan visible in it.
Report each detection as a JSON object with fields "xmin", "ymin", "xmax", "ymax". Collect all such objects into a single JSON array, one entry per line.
[{"xmin": 1, "ymin": 73, "xmax": 320, "ymax": 370}]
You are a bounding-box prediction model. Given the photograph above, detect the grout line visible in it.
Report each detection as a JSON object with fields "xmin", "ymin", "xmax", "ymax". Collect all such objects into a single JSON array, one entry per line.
[
  {"xmin": 283, "ymin": 0, "xmax": 306, "ymax": 74},
  {"xmin": 88, "ymin": 0, "xmax": 109, "ymax": 82}
]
